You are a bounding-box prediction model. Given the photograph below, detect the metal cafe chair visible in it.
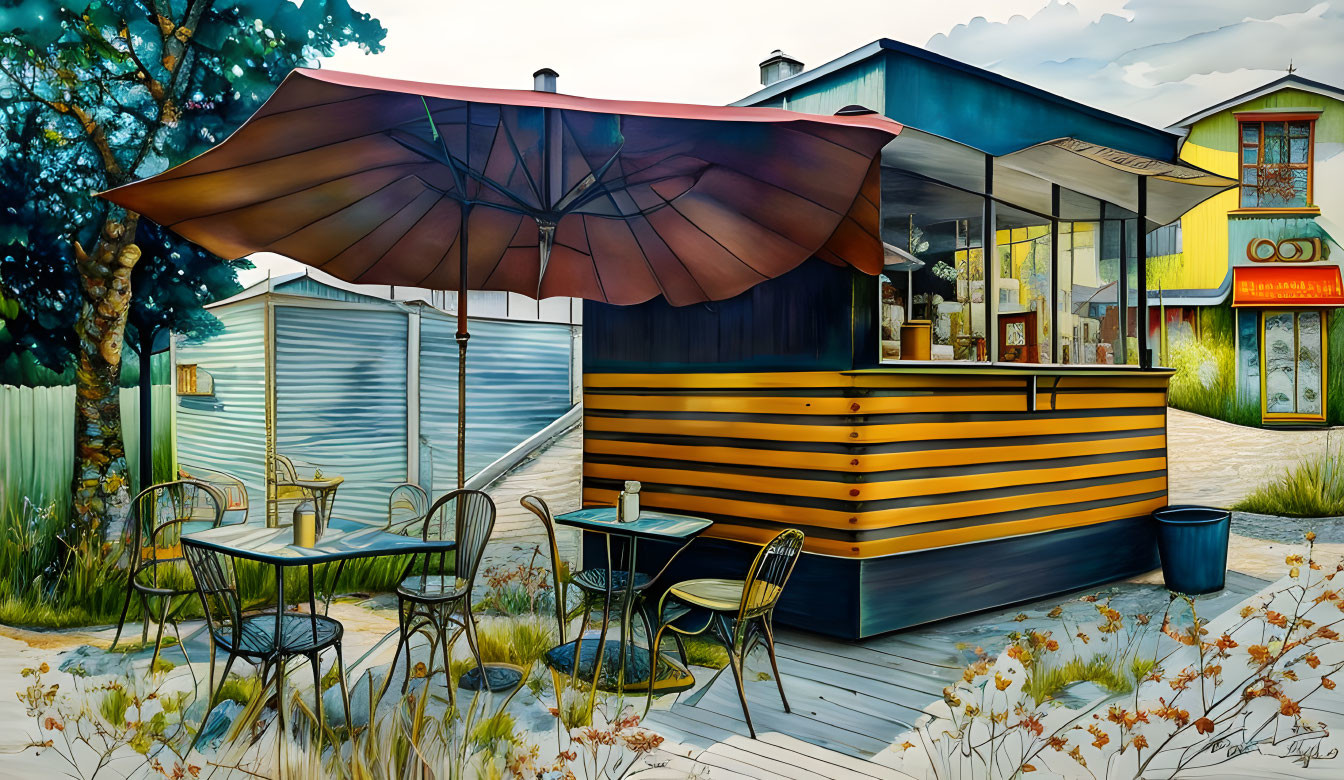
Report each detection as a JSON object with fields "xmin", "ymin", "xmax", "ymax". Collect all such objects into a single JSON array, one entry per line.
[
  {"xmin": 183, "ymin": 543, "xmax": 352, "ymax": 751},
  {"xmin": 311, "ymin": 482, "xmax": 431, "ymax": 612},
  {"xmin": 385, "ymin": 489, "xmax": 495, "ymax": 706},
  {"xmin": 111, "ymin": 479, "xmax": 227, "ymax": 669},
  {"xmin": 651, "ymin": 528, "xmax": 806, "ymax": 738},
  {"xmin": 519, "ymin": 495, "xmax": 571, "ymax": 644},
  {"xmin": 177, "ymin": 464, "xmax": 250, "ymax": 525},
  {"xmin": 387, "ymin": 482, "xmax": 430, "ymax": 533}
]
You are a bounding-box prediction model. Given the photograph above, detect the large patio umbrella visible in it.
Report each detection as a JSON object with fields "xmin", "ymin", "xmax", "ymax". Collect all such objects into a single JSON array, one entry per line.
[{"xmin": 101, "ymin": 68, "xmax": 900, "ymax": 490}]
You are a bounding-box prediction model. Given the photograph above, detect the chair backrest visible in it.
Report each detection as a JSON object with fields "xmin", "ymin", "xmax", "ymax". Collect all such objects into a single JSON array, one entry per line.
[
  {"xmin": 423, "ymin": 489, "xmax": 496, "ymax": 588},
  {"xmin": 739, "ymin": 528, "xmax": 805, "ymax": 621},
  {"xmin": 179, "ymin": 464, "xmax": 249, "ymax": 524},
  {"xmin": 387, "ymin": 483, "xmax": 429, "ymax": 533},
  {"xmin": 520, "ymin": 494, "xmax": 567, "ymax": 643},
  {"xmin": 182, "ymin": 543, "xmax": 242, "ymax": 647},
  {"xmin": 273, "ymin": 454, "xmax": 300, "ymax": 482},
  {"xmin": 124, "ymin": 480, "xmax": 226, "ymax": 578}
]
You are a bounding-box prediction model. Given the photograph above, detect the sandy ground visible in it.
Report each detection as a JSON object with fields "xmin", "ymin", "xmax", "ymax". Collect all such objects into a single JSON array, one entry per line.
[{"xmin": 1166, "ymin": 408, "xmax": 1343, "ymax": 508}]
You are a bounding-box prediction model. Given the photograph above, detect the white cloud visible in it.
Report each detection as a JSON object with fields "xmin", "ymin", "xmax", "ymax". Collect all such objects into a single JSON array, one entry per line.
[{"xmin": 926, "ymin": 0, "xmax": 1344, "ymax": 126}]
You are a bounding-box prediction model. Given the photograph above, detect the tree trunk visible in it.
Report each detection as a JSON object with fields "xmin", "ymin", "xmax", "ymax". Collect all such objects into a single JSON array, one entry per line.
[
  {"xmin": 138, "ymin": 325, "xmax": 155, "ymax": 494},
  {"xmin": 68, "ymin": 214, "xmax": 141, "ymax": 549}
]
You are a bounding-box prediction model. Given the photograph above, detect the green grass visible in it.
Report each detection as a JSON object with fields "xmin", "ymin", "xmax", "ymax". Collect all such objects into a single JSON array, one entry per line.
[
  {"xmin": 0, "ymin": 490, "xmax": 417, "ymax": 628},
  {"xmin": 473, "ymin": 615, "xmax": 556, "ymax": 668},
  {"xmin": 1234, "ymin": 450, "xmax": 1344, "ymax": 518},
  {"xmin": 1024, "ymin": 654, "xmax": 1141, "ymax": 705},
  {"xmin": 1165, "ymin": 303, "xmax": 1260, "ymax": 427},
  {"xmin": 679, "ymin": 635, "xmax": 728, "ymax": 669}
]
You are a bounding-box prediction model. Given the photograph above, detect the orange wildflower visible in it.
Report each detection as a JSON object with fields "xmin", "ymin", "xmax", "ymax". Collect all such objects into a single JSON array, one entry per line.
[{"xmin": 1194, "ymin": 717, "xmax": 1215, "ymax": 734}]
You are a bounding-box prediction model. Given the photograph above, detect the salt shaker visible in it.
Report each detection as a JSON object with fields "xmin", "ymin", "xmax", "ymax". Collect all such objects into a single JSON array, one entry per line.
[{"xmin": 618, "ymin": 480, "xmax": 641, "ymax": 523}]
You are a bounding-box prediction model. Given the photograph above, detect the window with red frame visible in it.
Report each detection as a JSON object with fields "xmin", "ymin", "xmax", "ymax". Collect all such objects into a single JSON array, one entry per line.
[{"xmin": 1239, "ymin": 118, "xmax": 1313, "ymax": 208}]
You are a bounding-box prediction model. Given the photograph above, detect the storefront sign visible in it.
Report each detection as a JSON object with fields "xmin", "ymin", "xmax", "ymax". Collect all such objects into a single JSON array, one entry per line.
[{"xmin": 1232, "ymin": 265, "xmax": 1344, "ymax": 306}]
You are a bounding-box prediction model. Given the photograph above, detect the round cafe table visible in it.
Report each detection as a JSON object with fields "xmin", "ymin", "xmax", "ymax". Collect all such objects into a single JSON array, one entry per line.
[{"xmin": 544, "ymin": 507, "xmax": 712, "ymax": 696}]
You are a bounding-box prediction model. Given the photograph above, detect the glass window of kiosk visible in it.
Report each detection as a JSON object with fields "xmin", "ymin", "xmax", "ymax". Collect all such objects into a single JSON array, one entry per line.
[
  {"xmin": 994, "ymin": 203, "xmax": 1053, "ymax": 363},
  {"xmin": 879, "ymin": 171, "xmax": 988, "ymax": 362},
  {"xmin": 1057, "ymin": 191, "xmax": 1130, "ymax": 365}
]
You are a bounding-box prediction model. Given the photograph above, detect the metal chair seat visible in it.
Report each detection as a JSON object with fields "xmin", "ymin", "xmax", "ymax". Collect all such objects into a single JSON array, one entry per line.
[
  {"xmin": 215, "ymin": 613, "xmax": 344, "ymax": 659},
  {"xmin": 131, "ymin": 559, "xmax": 197, "ymax": 597},
  {"xmin": 570, "ymin": 568, "xmax": 651, "ymax": 595},
  {"xmin": 397, "ymin": 574, "xmax": 469, "ymax": 601},
  {"xmin": 666, "ymin": 578, "xmax": 782, "ymax": 616}
]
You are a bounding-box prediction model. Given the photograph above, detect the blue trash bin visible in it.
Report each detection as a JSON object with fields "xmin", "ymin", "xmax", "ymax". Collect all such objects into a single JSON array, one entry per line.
[{"xmin": 1153, "ymin": 505, "xmax": 1231, "ymax": 595}]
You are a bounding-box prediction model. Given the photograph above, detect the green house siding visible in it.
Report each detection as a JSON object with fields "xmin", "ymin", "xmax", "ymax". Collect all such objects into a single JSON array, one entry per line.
[{"xmin": 1185, "ymin": 87, "xmax": 1344, "ymax": 172}]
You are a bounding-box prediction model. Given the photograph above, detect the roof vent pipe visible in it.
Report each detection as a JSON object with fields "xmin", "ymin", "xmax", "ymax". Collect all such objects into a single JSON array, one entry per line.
[
  {"xmin": 533, "ymin": 68, "xmax": 558, "ymax": 92},
  {"xmin": 759, "ymin": 50, "xmax": 803, "ymax": 86}
]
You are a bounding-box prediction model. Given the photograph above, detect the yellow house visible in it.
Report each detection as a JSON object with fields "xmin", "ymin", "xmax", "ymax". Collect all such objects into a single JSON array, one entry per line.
[{"xmin": 1158, "ymin": 75, "xmax": 1343, "ymax": 427}]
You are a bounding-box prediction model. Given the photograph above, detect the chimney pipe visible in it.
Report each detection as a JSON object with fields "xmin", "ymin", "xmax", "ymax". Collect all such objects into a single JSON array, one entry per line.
[
  {"xmin": 533, "ymin": 68, "xmax": 558, "ymax": 93},
  {"xmin": 759, "ymin": 50, "xmax": 803, "ymax": 87}
]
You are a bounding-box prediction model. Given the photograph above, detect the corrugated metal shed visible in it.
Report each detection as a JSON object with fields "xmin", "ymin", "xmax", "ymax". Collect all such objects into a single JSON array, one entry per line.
[
  {"xmin": 419, "ymin": 309, "xmax": 575, "ymax": 496},
  {"xmin": 173, "ymin": 275, "xmax": 578, "ymax": 527},
  {"xmin": 275, "ymin": 305, "xmax": 410, "ymax": 526},
  {"xmin": 175, "ymin": 303, "xmax": 268, "ymax": 521}
]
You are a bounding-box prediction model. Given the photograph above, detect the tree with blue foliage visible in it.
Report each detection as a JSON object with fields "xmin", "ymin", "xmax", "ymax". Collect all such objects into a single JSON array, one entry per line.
[{"xmin": 0, "ymin": 0, "xmax": 385, "ymax": 549}]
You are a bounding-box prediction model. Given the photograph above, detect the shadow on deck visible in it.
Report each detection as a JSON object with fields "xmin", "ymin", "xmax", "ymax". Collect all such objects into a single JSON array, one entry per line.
[{"xmin": 644, "ymin": 570, "xmax": 1269, "ymax": 779}]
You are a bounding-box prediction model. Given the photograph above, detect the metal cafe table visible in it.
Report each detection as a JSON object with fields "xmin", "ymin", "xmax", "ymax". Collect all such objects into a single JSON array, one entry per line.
[
  {"xmin": 546, "ymin": 507, "xmax": 711, "ymax": 694},
  {"xmin": 181, "ymin": 521, "xmax": 455, "ymax": 690}
]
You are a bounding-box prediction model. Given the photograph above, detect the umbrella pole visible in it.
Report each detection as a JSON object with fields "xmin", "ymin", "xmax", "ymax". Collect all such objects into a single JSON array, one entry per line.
[{"xmin": 456, "ymin": 203, "xmax": 471, "ymax": 490}]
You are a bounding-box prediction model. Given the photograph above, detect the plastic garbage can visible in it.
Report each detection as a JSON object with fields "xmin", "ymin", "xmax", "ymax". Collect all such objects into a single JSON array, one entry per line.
[{"xmin": 1153, "ymin": 505, "xmax": 1231, "ymax": 595}]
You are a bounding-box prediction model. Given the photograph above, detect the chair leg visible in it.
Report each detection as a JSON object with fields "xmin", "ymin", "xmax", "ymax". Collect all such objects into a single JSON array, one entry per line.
[
  {"xmin": 571, "ymin": 595, "xmax": 591, "ymax": 680},
  {"xmin": 440, "ymin": 615, "xmax": 454, "ymax": 708},
  {"xmin": 190, "ymin": 651, "xmax": 236, "ymax": 755},
  {"xmin": 309, "ymin": 652, "xmax": 324, "ymax": 729},
  {"xmin": 375, "ymin": 609, "xmax": 407, "ymax": 706},
  {"xmin": 714, "ymin": 616, "xmax": 756, "ymax": 739},
  {"xmin": 462, "ymin": 600, "xmax": 485, "ymax": 680},
  {"xmin": 139, "ymin": 593, "xmax": 152, "ymax": 644},
  {"xmin": 335, "ymin": 644, "xmax": 352, "ymax": 732},
  {"xmin": 151, "ymin": 596, "xmax": 171, "ymax": 671},
  {"xmin": 276, "ymin": 655, "xmax": 287, "ymax": 744},
  {"xmin": 760, "ymin": 618, "xmax": 789, "ymax": 713},
  {"xmin": 723, "ymin": 643, "xmax": 756, "ymax": 739},
  {"xmin": 110, "ymin": 585, "xmax": 134, "ymax": 650},
  {"xmin": 671, "ymin": 633, "xmax": 690, "ymax": 667}
]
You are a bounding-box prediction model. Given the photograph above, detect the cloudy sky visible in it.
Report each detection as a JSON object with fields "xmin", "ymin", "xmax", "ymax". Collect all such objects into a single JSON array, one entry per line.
[
  {"xmin": 247, "ymin": 0, "xmax": 1342, "ymax": 283},
  {"xmin": 323, "ymin": 0, "xmax": 1340, "ymax": 125}
]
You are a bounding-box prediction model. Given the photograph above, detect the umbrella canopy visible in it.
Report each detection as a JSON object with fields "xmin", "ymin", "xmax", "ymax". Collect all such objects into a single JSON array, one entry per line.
[
  {"xmin": 102, "ymin": 68, "xmax": 900, "ymax": 306},
  {"xmin": 102, "ymin": 68, "xmax": 900, "ymax": 495}
]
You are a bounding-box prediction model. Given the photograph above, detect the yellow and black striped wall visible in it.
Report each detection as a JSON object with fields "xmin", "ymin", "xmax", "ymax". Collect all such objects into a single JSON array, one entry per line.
[{"xmin": 582, "ymin": 261, "xmax": 1169, "ymax": 638}]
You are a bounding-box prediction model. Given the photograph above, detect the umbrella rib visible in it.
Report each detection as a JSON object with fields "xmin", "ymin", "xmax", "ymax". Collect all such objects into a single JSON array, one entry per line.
[
  {"xmin": 346, "ymin": 193, "xmax": 447, "ymax": 282},
  {"xmin": 627, "ymin": 215, "xmax": 710, "ymax": 303},
  {"xmin": 162, "ymin": 161, "xmax": 426, "ymax": 229},
  {"xmin": 251, "ymin": 175, "xmax": 427, "ymax": 255},
  {"xmin": 158, "ymin": 122, "xmax": 425, "ymax": 184},
  {"xmin": 413, "ymin": 210, "xmax": 463, "ymax": 288},
  {"xmin": 615, "ymin": 217, "xmax": 676, "ymax": 302},
  {"xmin": 576, "ymin": 216, "xmax": 608, "ymax": 302},
  {"xmin": 657, "ymin": 194, "xmax": 771, "ymax": 283},
  {"xmin": 498, "ymin": 118, "xmax": 543, "ymax": 206}
]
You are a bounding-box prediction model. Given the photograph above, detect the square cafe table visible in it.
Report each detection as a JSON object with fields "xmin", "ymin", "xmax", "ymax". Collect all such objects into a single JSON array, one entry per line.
[
  {"xmin": 546, "ymin": 507, "xmax": 712, "ymax": 695},
  {"xmin": 182, "ymin": 519, "xmax": 455, "ymax": 637}
]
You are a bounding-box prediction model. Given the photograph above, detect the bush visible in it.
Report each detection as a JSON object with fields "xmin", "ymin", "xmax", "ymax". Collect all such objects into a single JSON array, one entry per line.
[{"xmin": 1235, "ymin": 450, "xmax": 1344, "ymax": 518}]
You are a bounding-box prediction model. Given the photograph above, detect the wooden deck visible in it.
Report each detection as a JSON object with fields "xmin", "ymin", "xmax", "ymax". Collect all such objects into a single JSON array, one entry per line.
[{"xmin": 643, "ymin": 570, "xmax": 1269, "ymax": 779}]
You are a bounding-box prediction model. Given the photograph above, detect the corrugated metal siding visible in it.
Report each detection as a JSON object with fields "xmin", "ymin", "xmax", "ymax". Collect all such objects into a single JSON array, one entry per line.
[
  {"xmin": 419, "ymin": 310, "xmax": 573, "ymax": 494},
  {"xmin": 275, "ymin": 306, "xmax": 409, "ymax": 526},
  {"xmin": 785, "ymin": 57, "xmax": 886, "ymax": 116},
  {"xmin": 176, "ymin": 303, "xmax": 268, "ymax": 521}
]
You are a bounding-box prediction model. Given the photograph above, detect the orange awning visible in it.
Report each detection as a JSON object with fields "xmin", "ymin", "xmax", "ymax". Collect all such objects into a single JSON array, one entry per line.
[{"xmin": 1231, "ymin": 265, "xmax": 1344, "ymax": 307}]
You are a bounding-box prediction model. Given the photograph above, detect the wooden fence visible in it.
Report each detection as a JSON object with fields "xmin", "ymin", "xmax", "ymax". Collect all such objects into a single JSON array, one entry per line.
[{"xmin": 1, "ymin": 384, "xmax": 173, "ymax": 518}]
